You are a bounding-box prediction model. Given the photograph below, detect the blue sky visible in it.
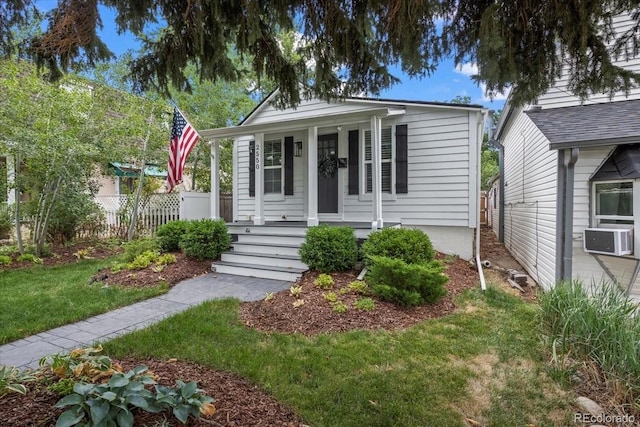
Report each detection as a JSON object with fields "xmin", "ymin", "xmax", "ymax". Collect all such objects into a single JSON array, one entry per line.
[{"xmin": 36, "ymin": 1, "xmax": 506, "ymax": 111}]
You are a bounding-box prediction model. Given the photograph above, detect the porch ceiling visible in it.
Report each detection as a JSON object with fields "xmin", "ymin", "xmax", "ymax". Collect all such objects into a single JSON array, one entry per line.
[{"xmin": 199, "ymin": 107, "xmax": 402, "ymax": 140}]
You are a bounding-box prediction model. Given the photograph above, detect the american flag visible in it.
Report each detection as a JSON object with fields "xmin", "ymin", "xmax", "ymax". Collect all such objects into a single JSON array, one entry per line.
[{"xmin": 168, "ymin": 107, "xmax": 200, "ymax": 192}]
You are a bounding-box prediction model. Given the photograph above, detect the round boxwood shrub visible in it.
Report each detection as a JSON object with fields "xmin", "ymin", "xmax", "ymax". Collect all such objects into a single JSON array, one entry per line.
[
  {"xmin": 361, "ymin": 227, "xmax": 435, "ymax": 266},
  {"xmin": 179, "ymin": 219, "xmax": 231, "ymax": 260},
  {"xmin": 155, "ymin": 220, "xmax": 189, "ymax": 252},
  {"xmin": 299, "ymin": 225, "xmax": 358, "ymax": 272}
]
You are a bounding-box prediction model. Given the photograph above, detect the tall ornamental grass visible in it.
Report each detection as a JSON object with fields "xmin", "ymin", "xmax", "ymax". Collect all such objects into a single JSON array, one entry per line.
[{"xmin": 539, "ymin": 280, "xmax": 640, "ymax": 399}]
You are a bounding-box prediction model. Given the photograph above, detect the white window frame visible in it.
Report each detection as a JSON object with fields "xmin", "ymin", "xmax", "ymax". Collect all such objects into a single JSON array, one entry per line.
[
  {"xmin": 591, "ymin": 179, "xmax": 635, "ymax": 228},
  {"xmin": 263, "ymin": 139, "xmax": 283, "ymax": 196},
  {"xmin": 360, "ymin": 124, "xmax": 395, "ymax": 199}
]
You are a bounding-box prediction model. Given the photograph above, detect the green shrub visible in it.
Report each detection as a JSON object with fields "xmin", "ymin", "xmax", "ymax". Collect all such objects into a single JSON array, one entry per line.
[
  {"xmin": 122, "ymin": 238, "xmax": 159, "ymax": 263},
  {"xmin": 16, "ymin": 253, "xmax": 42, "ymax": 264},
  {"xmin": 156, "ymin": 253, "xmax": 177, "ymax": 265},
  {"xmin": 0, "ymin": 207, "xmax": 12, "ymax": 239},
  {"xmin": 179, "ymin": 219, "xmax": 230, "ymax": 260},
  {"xmin": 354, "ymin": 297, "xmax": 376, "ymax": 311},
  {"xmin": 128, "ymin": 250, "xmax": 160, "ymax": 270},
  {"xmin": 331, "ymin": 301, "xmax": 348, "ymax": 313},
  {"xmin": 340, "ymin": 280, "xmax": 368, "ymax": 295},
  {"xmin": 0, "ymin": 254, "xmax": 11, "ymax": 265},
  {"xmin": 299, "ymin": 225, "xmax": 358, "ymax": 272},
  {"xmin": 155, "ymin": 220, "xmax": 189, "ymax": 252},
  {"xmin": 366, "ymin": 256, "xmax": 448, "ymax": 307},
  {"xmin": 45, "ymin": 190, "xmax": 104, "ymax": 243},
  {"xmin": 361, "ymin": 227, "xmax": 435, "ymax": 266},
  {"xmin": 314, "ymin": 273, "xmax": 335, "ymax": 289}
]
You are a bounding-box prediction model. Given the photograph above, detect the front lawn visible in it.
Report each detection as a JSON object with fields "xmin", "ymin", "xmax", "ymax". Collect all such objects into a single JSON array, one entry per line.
[
  {"xmin": 0, "ymin": 259, "xmax": 167, "ymax": 344},
  {"xmin": 102, "ymin": 286, "xmax": 573, "ymax": 427}
]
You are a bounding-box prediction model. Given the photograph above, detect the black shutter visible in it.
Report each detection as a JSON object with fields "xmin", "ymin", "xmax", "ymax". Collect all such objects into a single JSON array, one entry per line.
[
  {"xmin": 395, "ymin": 124, "xmax": 408, "ymax": 194},
  {"xmin": 284, "ymin": 136, "xmax": 294, "ymax": 195},
  {"xmin": 348, "ymin": 130, "xmax": 359, "ymax": 195},
  {"xmin": 249, "ymin": 140, "xmax": 255, "ymax": 197}
]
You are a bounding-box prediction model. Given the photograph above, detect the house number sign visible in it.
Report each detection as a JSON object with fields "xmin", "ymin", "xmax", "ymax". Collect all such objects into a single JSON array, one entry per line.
[{"xmin": 255, "ymin": 144, "xmax": 261, "ymax": 170}]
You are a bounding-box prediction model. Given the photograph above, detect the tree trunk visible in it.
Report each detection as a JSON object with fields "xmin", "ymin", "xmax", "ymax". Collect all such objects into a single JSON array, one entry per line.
[
  {"xmin": 127, "ymin": 109, "xmax": 154, "ymax": 241},
  {"xmin": 14, "ymin": 152, "xmax": 23, "ymax": 254}
]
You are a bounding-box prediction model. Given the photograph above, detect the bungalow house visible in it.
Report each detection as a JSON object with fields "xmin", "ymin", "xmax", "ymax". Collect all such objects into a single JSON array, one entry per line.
[
  {"xmin": 200, "ymin": 93, "xmax": 488, "ymax": 280},
  {"xmin": 493, "ymin": 13, "xmax": 640, "ymax": 296}
]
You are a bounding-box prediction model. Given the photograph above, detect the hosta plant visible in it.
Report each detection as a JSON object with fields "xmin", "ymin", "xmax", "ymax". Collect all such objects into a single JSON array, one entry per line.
[
  {"xmin": 314, "ymin": 273, "xmax": 334, "ymax": 289},
  {"xmin": 0, "ymin": 364, "xmax": 37, "ymax": 397}
]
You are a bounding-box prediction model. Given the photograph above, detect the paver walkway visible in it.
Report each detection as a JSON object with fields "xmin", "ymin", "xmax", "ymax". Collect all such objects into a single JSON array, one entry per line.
[{"xmin": 0, "ymin": 273, "xmax": 291, "ymax": 370}]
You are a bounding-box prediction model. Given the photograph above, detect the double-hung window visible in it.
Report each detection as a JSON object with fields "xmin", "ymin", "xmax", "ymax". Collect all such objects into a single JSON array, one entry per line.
[
  {"xmin": 264, "ymin": 139, "xmax": 282, "ymax": 194},
  {"xmin": 364, "ymin": 127, "xmax": 392, "ymax": 193},
  {"xmin": 593, "ymin": 181, "xmax": 634, "ymax": 226}
]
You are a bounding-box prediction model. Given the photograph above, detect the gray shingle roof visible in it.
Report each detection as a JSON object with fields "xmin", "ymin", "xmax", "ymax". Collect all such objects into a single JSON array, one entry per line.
[{"xmin": 525, "ymin": 99, "xmax": 640, "ymax": 150}]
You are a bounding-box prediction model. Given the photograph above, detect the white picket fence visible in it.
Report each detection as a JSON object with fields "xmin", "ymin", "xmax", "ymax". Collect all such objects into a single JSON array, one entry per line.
[{"xmin": 93, "ymin": 192, "xmax": 213, "ymax": 238}]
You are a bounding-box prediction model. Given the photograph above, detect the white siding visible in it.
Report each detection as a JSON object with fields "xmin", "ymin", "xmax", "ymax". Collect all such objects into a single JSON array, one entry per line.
[
  {"xmin": 245, "ymin": 98, "xmax": 383, "ymax": 125},
  {"xmin": 538, "ymin": 14, "xmax": 640, "ymax": 108},
  {"xmin": 501, "ymin": 111, "xmax": 557, "ymax": 288},
  {"xmin": 235, "ymin": 132, "xmax": 307, "ymax": 221},
  {"xmin": 342, "ymin": 108, "xmax": 474, "ymax": 228}
]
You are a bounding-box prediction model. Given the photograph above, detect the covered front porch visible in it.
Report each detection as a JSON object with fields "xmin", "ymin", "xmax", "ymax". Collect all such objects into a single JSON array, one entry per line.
[{"xmin": 201, "ymin": 103, "xmax": 407, "ymax": 231}]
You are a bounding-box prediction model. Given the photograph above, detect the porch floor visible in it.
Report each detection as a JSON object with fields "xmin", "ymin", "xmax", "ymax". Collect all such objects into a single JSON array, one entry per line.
[{"xmin": 228, "ymin": 221, "xmax": 399, "ymax": 229}]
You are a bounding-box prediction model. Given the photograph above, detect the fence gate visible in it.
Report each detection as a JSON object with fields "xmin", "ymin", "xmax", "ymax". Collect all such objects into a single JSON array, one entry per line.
[{"xmin": 479, "ymin": 191, "xmax": 488, "ymax": 225}]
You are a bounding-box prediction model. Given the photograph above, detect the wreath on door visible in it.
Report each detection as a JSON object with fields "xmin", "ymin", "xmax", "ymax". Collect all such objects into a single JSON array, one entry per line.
[{"xmin": 318, "ymin": 155, "xmax": 338, "ymax": 178}]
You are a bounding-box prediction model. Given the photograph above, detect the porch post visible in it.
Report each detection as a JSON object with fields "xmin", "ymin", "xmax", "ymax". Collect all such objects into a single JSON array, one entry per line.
[
  {"xmin": 254, "ymin": 133, "xmax": 265, "ymax": 225},
  {"xmin": 371, "ymin": 115, "xmax": 383, "ymax": 230},
  {"xmin": 307, "ymin": 126, "xmax": 319, "ymax": 226},
  {"xmin": 210, "ymin": 139, "xmax": 220, "ymax": 219}
]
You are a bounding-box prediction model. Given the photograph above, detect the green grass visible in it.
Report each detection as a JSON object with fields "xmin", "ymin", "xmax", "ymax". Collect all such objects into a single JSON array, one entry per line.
[
  {"xmin": 103, "ymin": 285, "xmax": 573, "ymax": 427},
  {"xmin": 0, "ymin": 259, "xmax": 167, "ymax": 344}
]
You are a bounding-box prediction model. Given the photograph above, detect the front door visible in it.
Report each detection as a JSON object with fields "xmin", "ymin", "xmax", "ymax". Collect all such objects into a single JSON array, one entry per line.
[{"xmin": 318, "ymin": 134, "xmax": 339, "ymax": 213}]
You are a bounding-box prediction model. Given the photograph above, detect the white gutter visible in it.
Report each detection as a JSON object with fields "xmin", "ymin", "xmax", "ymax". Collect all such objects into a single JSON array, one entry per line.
[{"xmin": 476, "ymin": 110, "xmax": 488, "ymax": 291}]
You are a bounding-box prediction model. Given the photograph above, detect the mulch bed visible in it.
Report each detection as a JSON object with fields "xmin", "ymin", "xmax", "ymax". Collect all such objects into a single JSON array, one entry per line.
[{"xmin": 241, "ymin": 255, "xmax": 481, "ymax": 335}]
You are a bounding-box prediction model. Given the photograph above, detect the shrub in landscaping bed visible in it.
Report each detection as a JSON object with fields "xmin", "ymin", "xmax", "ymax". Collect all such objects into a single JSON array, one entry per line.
[
  {"xmin": 366, "ymin": 255, "xmax": 448, "ymax": 306},
  {"xmin": 155, "ymin": 220, "xmax": 189, "ymax": 252},
  {"xmin": 299, "ymin": 225, "xmax": 358, "ymax": 272},
  {"xmin": 179, "ymin": 219, "xmax": 231, "ymax": 260},
  {"xmin": 122, "ymin": 238, "xmax": 159, "ymax": 263},
  {"xmin": 362, "ymin": 227, "xmax": 435, "ymax": 266}
]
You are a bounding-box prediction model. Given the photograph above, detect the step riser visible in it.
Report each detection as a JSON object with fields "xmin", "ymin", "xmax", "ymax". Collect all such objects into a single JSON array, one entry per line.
[
  {"xmin": 231, "ymin": 243, "xmax": 300, "ymax": 257},
  {"xmin": 227, "ymin": 226, "xmax": 308, "ymax": 236},
  {"xmin": 214, "ymin": 264, "xmax": 301, "ymax": 282},
  {"xmin": 221, "ymin": 253, "xmax": 307, "ymax": 269},
  {"xmin": 236, "ymin": 234, "xmax": 305, "ymax": 246}
]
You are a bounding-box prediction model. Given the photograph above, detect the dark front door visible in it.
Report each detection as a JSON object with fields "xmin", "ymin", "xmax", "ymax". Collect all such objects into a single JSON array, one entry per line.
[{"xmin": 318, "ymin": 134, "xmax": 339, "ymax": 213}]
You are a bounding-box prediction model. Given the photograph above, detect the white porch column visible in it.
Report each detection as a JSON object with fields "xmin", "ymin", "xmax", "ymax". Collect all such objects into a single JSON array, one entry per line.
[
  {"xmin": 254, "ymin": 133, "xmax": 265, "ymax": 225},
  {"xmin": 307, "ymin": 126, "xmax": 319, "ymax": 226},
  {"xmin": 210, "ymin": 139, "xmax": 220, "ymax": 219},
  {"xmin": 371, "ymin": 115, "xmax": 383, "ymax": 230}
]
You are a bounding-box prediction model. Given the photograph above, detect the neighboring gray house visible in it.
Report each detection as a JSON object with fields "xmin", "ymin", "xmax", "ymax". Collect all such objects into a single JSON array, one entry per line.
[
  {"xmin": 493, "ymin": 13, "xmax": 640, "ymax": 296},
  {"xmin": 200, "ymin": 93, "xmax": 488, "ymax": 280}
]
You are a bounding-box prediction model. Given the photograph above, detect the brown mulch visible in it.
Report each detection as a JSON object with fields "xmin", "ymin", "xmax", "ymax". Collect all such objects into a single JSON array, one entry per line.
[
  {"xmin": 92, "ymin": 252, "xmax": 212, "ymax": 288},
  {"xmin": 0, "ymin": 241, "xmax": 122, "ymax": 270},
  {"xmin": 0, "ymin": 231, "xmax": 537, "ymax": 426},
  {"xmin": 240, "ymin": 255, "xmax": 481, "ymax": 336},
  {"xmin": 0, "ymin": 358, "xmax": 305, "ymax": 427}
]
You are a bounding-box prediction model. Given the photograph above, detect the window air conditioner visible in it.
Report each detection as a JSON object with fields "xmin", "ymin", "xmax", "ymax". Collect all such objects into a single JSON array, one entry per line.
[{"xmin": 583, "ymin": 228, "xmax": 633, "ymax": 256}]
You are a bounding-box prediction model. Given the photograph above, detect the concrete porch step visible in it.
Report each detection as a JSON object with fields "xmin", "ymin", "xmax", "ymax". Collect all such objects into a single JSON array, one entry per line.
[
  {"xmin": 221, "ymin": 251, "xmax": 307, "ymax": 270},
  {"xmin": 235, "ymin": 233, "xmax": 305, "ymax": 246},
  {"xmin": 231, "ymin": 242, "xmax": 301, "ymax": 257},
  {"xmin": 227, "ymin": 224, "xmax": 309, "ymax": 236},
  {"xmin": 212, "ymin": 261, "xmax": 305, "ymax": 282}
]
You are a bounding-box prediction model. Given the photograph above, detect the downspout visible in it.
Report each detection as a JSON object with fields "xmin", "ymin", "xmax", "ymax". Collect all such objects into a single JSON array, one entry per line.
[
  {"xmin": 563, "ymin": 148, "xmax": 579, "ymax": 281},
  {"xmin": 555, "ymin": 147, "xmax": 579, "ymax": 283},
  {"xmin": 555, "ymin": 150, "xmax": 566, "ymax": 283},
  {"xmin": 498, "ymin": 144, "xmax": 505, "ymax": 242},
  {"xmin": 476, "ymin": 111, "xmax": 488, "ymax": 291}
]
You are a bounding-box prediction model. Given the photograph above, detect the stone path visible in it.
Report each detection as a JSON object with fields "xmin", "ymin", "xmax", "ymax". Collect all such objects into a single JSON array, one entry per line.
[{"xmin": 0, "ymin": 273, "xmax": 291, "ymax": 370}]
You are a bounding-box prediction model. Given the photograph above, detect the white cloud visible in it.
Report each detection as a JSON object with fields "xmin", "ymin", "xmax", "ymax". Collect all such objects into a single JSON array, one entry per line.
[
  {"xmin": 454, "ymin": 62, "xmax": 478, "ymax": 77},
  {"xmin": 454, "ymin": 62, "xmax": 510, "ymax": 102},
  {"xmin": 481, "ymin": 83, "xmax": 511, "ymax": 101}
]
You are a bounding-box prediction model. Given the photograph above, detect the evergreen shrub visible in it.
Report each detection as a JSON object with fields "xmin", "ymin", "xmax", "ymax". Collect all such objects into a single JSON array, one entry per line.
[
  {"xmin": 361, "ymin": 227, "xmax": 435, "ymax": 266},
  {"xmin": 299, "ymin": 225, "xmax": 358, "ymax": 272},
  {"xmin": 179, "ymin": 219, "xmax": 230, "ymax": 260}
]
